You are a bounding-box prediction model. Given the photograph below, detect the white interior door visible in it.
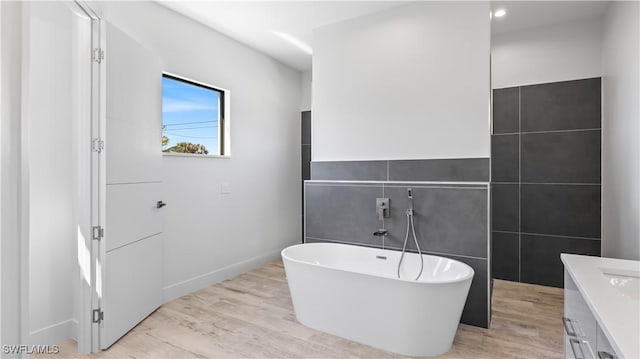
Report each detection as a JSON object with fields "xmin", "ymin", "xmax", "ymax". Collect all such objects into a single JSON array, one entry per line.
[{"xmin": 101, "ymin": 22, "xmax": 164, "ymax": 349}]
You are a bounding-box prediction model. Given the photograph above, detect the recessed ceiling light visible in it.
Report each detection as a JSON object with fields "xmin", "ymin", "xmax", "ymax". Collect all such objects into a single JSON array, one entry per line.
[{"xmin": 494, "ymin": 9, "xmax": 507, "ymax": 18}]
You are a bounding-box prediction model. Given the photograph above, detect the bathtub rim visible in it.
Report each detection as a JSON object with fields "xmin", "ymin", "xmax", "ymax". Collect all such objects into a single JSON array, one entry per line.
[{"xmin": 281, "ymin": 242, "xmax": 474, "ymax": 285}]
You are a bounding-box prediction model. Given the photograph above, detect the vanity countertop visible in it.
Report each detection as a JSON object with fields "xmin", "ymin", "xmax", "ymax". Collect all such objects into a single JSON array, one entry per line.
[{"xmin": 561, "ymin": 253, "xmax": 640, "ymax": 359}]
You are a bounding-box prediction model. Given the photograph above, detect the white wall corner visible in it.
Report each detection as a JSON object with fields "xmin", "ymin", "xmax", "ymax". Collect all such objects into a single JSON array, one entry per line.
[
  {"xmin": 601, "ymin": 0, "xmax": 640, "ymax": 260},
  {"xmin": 162, "ymin": 249, "xmax": 283, "ymax": 303},
  {"xmin": 300, "ymin": 70, "xmax": 312, "ymax": 112},
  {"xmin": 1, "ymin": 0, "xmax": 25, "ymax": 349},
  {"xmin": 29, "ymin": 319, "xmax": 77, "ymax": 346}
]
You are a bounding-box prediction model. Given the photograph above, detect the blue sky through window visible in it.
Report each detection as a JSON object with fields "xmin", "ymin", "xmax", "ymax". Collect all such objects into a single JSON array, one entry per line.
[{"xmin": 162, "ymin": 76, "xmax": 220, "ymax": 155}]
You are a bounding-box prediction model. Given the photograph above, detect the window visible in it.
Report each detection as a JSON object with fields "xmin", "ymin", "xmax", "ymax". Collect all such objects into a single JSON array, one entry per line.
[{"xmin": 162, "ymin": 73, "xmax": 227, "ymax": 156}]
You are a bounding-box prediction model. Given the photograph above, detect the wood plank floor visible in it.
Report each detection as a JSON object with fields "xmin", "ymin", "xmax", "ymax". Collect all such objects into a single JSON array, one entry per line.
[{"xmin": 39, "ymin": 261, "xmax": 564, "ymax": 358}]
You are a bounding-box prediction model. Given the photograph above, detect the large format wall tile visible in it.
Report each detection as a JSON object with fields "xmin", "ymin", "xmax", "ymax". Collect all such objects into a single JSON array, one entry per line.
[
  {"xmin": 304, "ymin": 237, "xmax": 385, "ymax": 249},
  {"xmin": 301, "ymin": 111, "xmax": 311, "ymax": 145},
  {"xmin": 388, "ymin": 158, "xmax": 490, "ymax": 182},
  {"xmin": 450, "ymin": 255, "xmax": 489, "ymax": 328},
  {"xmin": 383, "ymin": 185, "xmax": 488, "ymax": 259},
  {"xmin": 491, "ymin": 184, "xmax": 519, "ymax": 232},
  {"xmin": 521, "ymin": 184, "xmax": 601, "ymax": 238},
  {"xmin": 521, "ymin": 130, "xmax": 601, "ymax": 183},
  {"xmin": 493, "ymin": 87, "xmax": 519, "ymax": 134},
  {"xmin": 492, "ymin": 231, "xmax": 519, "ymax": 282},
  {"xmin": 491, "ymin": 135, "xmax": 519, "ymax": 182},
  {"xmin": 521, "ymin": 78, "xmax": 601, "ymax": 132},
  {"xmin": 302, "ymin": 145, "xmax": 311, "ymax": 181},
  {"xmin": 491, "ymin": 78, "xmax": 601, "ymax": 288},
  {"xmin": 311, "ymin": 161, "xmax": 387, "ymax": 181},
  {"xmin": 521, "ymin": 234, "xmax": 600, "ymax": 287},
  {"xmin": 305, "ymin": 183, "xmax": 383, "ymax": 245},
  {"xmin": 310, "ymin": 158, "xmax": 490, "ymax": 182}
]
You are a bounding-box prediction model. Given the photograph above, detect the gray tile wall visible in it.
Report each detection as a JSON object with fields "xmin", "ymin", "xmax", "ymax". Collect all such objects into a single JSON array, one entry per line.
[
  {"xmin": 304, "ymin": 179, "xmax": 490, "ymax": 328},
  {"xmin": 491, "ymin": 78, "xmax": 602, "ymax": 288},
  {"xmin": 311, "ymin": 158, "xmax": 490, "ymax": 182},
  {"xmin": 301, "ymin": 111, "xmax": 311, "ymax": 240}
]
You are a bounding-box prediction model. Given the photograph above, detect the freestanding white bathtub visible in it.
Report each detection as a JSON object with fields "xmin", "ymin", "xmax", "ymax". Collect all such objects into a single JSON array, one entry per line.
[{"xmin": 281, "ymin": 242, "xmax": 474, "ymax": 357}]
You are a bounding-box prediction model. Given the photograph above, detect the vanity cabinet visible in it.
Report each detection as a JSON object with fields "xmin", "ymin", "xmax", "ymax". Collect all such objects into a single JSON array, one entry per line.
[
  {"xmin": 564, "ymin": 270, "xmax": 621, "ymax": 359},
  {"xmin": 596, "ymin": 324, "xmax": 619, "ymax": 359}
]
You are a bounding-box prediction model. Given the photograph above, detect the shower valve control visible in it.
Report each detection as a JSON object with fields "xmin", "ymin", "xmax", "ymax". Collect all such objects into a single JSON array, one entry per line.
[{"xmin": 376, "ymin": 198, "xmax": 390, "ymax": 221}]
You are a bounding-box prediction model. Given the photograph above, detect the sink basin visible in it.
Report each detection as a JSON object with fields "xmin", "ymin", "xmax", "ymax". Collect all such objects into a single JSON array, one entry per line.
[{"xmin": 601, "ymin": 267, "xmax": 640, "ymax": 301}]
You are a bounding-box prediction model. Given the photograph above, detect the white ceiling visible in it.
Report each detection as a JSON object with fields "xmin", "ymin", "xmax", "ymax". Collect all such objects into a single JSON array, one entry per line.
[
  {"xmin": 159, "ymin": 1, "xmax": 407, "ymax": 71},
  {"xmin": 491, "ymin": 1, "xmax": 609, "ymax": 34},
  {"xmin": 160, "ymin": 1, "xmax": 610, "ymax": 72}
]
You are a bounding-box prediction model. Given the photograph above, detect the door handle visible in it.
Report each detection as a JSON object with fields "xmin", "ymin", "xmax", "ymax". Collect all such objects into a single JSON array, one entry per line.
[
  {"xmin": 157, "ymin": 201, "xmax": 167, "ymax": 208},
  {"xmin": 563, "ymin": 317, "xmax": 577, "ymax": 337},
  {"xmin": 569, "ymin": 338, "xmax": 586, "ymax": 359},
  {"xmin": 598, "ymin": 351, "xmax": 617, "ymax": 359}
]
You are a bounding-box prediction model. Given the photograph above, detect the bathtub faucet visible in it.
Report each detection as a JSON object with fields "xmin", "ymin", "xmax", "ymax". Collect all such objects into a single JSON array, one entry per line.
[
  {"xmin": 373, "ymin": 229, "xmax": 388, "ymax": 236},
  {"xmin": 407, "ymin": 188, "xmax": 414, "ymax": 216}
]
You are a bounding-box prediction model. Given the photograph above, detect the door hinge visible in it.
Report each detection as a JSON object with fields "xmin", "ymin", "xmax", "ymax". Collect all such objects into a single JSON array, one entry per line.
[
  {"xmin": 92, "ymin": 309, "xmax": 104, "ymax": 323},
  {"xmin": 92, "ymin": 48, "xmax": 104, "ymax": 63},
  {"xmin": 92, "ymin": 138, "xmax": 104, "ymax": 153},
  {"xmin": 92, "ymin": 226, "xmax": 104, "ymax": 241}
]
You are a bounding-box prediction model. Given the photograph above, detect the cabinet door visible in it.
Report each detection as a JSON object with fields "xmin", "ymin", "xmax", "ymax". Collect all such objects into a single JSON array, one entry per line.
[
  {"xmin": 596, "ymin": 323, "xmax": 620, "ymax": 359},
  {"xmin": 564, "ymin": 270, "xmax": 597, "ymax": 359}
]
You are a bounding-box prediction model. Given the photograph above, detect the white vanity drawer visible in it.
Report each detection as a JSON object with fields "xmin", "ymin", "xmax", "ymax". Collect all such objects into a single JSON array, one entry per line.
[{"xmin": 564, "ymin": 270, "xmax": 597, "ymax": 359}]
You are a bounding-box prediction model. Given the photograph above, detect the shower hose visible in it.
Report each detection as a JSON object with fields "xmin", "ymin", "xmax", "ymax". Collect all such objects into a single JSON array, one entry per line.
[{"xmin": 397, "ymin": 209, "xmax": 424, "ymax": 280}]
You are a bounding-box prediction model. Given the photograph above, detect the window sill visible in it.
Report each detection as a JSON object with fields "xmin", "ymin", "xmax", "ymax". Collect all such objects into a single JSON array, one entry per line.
[{"xmin": 162, "ymin": 152, "xmax": 231, "ymax": 159}]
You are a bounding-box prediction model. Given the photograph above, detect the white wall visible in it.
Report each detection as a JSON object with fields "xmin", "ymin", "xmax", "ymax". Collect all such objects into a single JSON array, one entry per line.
[
  {"xmin": 100, "ymin": 2, "xmax": 302, "ymax": 301},
  {"xmin": 601, "ymin": 1, "xmax": 640, "ymax": 260},
  {"xmin": 25, "ymin": 2, "xmax": 85, "ymax": 345},
  {"xmin": 491, "ymin": 18, "xmax": 602, "ymax": 89},
  {"xmin": 312, "ymin": 1, "xmax": 491, "ymax": 161},
  {"xmin": 1, "ymin": 0, "xmax": 25, "ymax": 349},
  {"xmin": 300, "ymin": 70, "xmax": 311, "ymax": 111}
]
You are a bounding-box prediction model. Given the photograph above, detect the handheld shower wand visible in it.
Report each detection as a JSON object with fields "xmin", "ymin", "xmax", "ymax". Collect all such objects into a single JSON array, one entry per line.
[{"xmin": 397, "ymin": 188, "xmax": 424, "ymax": 280}]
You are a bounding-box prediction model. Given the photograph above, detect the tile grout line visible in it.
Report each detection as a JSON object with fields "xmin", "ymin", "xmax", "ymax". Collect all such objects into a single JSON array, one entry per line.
[
  {"xmin": 492, "ymin": 127, "xmax": 602, "ymax": 136},
  {"xmin": 381, "ymin": 183, "xmax": 385, "ymax": 249},
  {"xmin": 492, "ymin": 230, "xmax": 601, "ymax": 241},
  {"xmin": 493, "ymin": 182, "xmax": 601, "ymax": 186},
  {"xmin": 306, "ymin": 183, "xmax": 486, "ymax": 189},
  {"xmin": 518, "ymin": 86, "xmax": 522, "ymax": 283},
  {"xmin": 386, "ymin": 160, "xmax": 389, "ymax": 181}
]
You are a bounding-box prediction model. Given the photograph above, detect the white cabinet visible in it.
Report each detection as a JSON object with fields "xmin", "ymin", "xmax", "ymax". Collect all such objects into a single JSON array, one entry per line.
[
  {"xmin": 564, "ymin": 271, "xmax": 597, "ymax": 359},
  {"xmin": 596, "ymin": 324, "xmax": 619, "ymax": 359},
  {"xmin": 564, "ymin": 269, "xmax": 621, "ymax": 359},
  {"xmin": 562, "ymin": 254, "xmax": 639, "ymax": 359}
]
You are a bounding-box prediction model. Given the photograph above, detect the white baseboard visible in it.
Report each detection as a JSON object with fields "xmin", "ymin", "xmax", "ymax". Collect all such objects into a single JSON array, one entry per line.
[
  {"xmin": 162, "ymin": 249, "xmax": 283, "ymax": 303},
  {"xmin": 28, "ymin": 250, "xmax": 285, "ymax": 346},
  {"xmin": 29, "ymin": 319, "xmax": 78, "ymax": 345}
]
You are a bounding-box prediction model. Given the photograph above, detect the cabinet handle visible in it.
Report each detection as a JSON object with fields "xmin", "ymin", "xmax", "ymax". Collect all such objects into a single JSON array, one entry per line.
[
  {"xmin": 598, "ymin": 351, "xmax": 617, "ymax": 359},
  {"xmin": 570, "ymin": 338, "xmax": 586, "ymax": 359},
  {"xmin": 570, "ymin": 338, "xmax": 596, "ymax": 359},
  {"xmin": 563, "ymin": 317, "xmax": 577, "ymax": 337}
]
